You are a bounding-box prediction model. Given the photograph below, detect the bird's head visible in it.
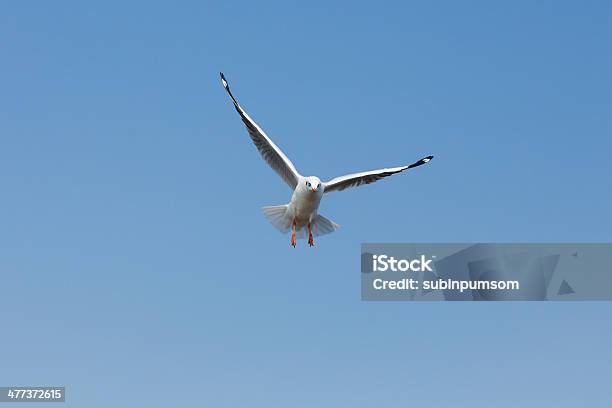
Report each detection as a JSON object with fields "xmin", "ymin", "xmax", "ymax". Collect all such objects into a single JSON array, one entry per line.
[{"xmin": 303, "ymin": 176, "xmax": 322, "ymax": 193}]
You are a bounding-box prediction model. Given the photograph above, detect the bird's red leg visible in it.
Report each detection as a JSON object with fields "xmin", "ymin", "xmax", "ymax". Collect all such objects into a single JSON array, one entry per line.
[
  {"xmin": 308, "ymin": 223, "xmax": 315, "ymax": 247},
  {"xmin": 291, "ymin": 219, "xmax": 297, "ymax": 248}
]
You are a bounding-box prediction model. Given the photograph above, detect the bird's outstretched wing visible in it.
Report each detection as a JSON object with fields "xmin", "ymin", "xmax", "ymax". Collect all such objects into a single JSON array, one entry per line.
[
  {"xmin": 220, "ymin": 72, "xmax": 301, "ymax": 189},
  {"xmin": 323, "ymin": 156, "xmax": 433, "ymax": 193}
]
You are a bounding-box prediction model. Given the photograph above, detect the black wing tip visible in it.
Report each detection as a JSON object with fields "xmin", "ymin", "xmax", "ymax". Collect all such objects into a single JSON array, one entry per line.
[
  {"xmin": 407, "ymin": 155, "xmax": 434, "ymax": 169},
  {"xmin": 219, "ymin": 72, "xmax": 229, "ymax": 88}
]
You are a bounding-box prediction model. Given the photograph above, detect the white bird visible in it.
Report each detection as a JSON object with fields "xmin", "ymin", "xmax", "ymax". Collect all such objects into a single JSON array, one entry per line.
[{"xmin": 220, "ymin": 72, "xmax": 433, "ymax": 247}]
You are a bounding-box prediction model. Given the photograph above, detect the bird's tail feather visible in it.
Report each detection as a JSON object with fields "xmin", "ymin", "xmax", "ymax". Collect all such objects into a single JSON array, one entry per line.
[
  {"xmin": 296, "ymin": 214, "xmax": 340, "ymax": 238},
  {"xmin": 312, "ymin": 214, "xmax": 340, "ymax": 237},
  {"xmin": 262, "ymin": 204, "xmax": 291, "ymax": 233},
  {"xmin": 262, "ymin": 206, "xmax": 340, "ymax": 239}
]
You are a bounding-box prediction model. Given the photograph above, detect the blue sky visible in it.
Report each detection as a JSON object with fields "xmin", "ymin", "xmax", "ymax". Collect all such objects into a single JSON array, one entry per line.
[{"xmin": 1, "ymin": 1, "xmax": 611, "ymax": 406}]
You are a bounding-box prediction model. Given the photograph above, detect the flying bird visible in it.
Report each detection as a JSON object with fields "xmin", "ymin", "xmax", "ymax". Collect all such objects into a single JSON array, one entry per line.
[{"xmin": 220, "ymin": 72, "xmax": 433, "ymax": 247}]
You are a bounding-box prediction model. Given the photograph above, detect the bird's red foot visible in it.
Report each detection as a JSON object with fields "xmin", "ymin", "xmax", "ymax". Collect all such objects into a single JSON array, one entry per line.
[
  {"xmin": 291, "ymin": 219, "xmax": 297, "ymax": 248},
  {"xmin": 308, "ymin": 235, "xmax": 315, "ymax": 247},
  {"xmin": 307, "ymin": 222, "xmax": 315, "ymax": 247}
]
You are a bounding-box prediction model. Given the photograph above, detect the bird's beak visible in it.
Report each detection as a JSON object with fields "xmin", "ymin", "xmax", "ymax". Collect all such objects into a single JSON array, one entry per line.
[{"xmin": 311, "ymin": 188, "xmax": 317, "ymax": 192}]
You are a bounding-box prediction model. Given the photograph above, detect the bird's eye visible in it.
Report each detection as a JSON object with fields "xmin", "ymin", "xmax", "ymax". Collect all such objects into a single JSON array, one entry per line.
[
  {"xmin": 317, "ymin": 183, "xmax": 321, "ymax": 188},
  {"xmin": 306, "ymin": 181, "xmax": 311, "ymax": 187}
]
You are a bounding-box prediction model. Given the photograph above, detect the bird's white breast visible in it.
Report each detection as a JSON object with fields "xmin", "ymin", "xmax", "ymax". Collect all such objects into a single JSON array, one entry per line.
[{"xmin": 289, "ymin": 188, "xmax": 322, "ymax": 226}]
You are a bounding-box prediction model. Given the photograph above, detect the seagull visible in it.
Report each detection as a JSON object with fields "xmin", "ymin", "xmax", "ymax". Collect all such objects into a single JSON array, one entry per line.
[{"xmin": 220, "ymin": 72, "xmax": 433, "ymax": 247}]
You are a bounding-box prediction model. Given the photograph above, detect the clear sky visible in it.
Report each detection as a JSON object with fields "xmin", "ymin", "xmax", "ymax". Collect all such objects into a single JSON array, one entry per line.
[{"xmin": 1, "ymin": 1, "xmax": 611, "ymax": 406}]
